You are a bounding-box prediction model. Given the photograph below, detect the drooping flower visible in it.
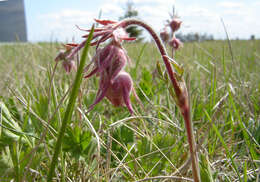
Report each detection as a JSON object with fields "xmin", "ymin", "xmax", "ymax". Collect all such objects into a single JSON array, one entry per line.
[
  {"xmin": 87, "ymin": 70, "xmax": 135, "ymax": 114},
  {"xmin": 160, "ymin": 27, "xmax": 170, "ymax": 43},
  {"xmin": 65, "ymin": 19, "xmax": 136, "ymax": 61},
  {"xmin": 168, "ymin": 19, "xmax": 182, "ymax": 32},
  {"xmin": 106, "ymin": 71, "xmax": 133, "ymax": 108},
  {"xmin": 55, "ymin": 19, "xmax": 140, "ymax": 114},
  {"xmin": 52, "ymin": 17, "xmax": 201, "ymax": 181},
  {"xmin": 169, "ymin": 37, "xmax": 182, "ymax": 50},
  {"xmin": 55, "ymin": 19, "xmax": 135, "ymax": 72},
  {"xmin": 55, "ymin": 44, "xmax": 78, "ymax": 73},
  {"xmin": 74, "ymin": 20, "xmax": 137, "ymax": 114},
  {"xmin": 62, "ymin": 60, "xmax": 76, "ymax": 73},
  {"xmin": 85, "ymin": 38, "xmax": 138, "ymax": 114},
  {"xmin": 85, "ymin": 40, "xmax": 129, "ymax": 83}
]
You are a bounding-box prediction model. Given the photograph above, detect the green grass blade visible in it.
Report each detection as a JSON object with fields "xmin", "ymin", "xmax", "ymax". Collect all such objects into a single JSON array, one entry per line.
[
  {"xmin": 243, "ymin": 161, "xmax": 247, "ymax": 182},
  {"xmin": 204, "ymin": 110, "xmax": 242, "ymax": 181},
  {"xmin": 47, "ymin": 25, "xmax": 95, "ymax": 181},
  {"xmin": 200, "ymin": 153, "xmax": 214, "ymax": 182},
  {"xmin": 10, "ymin": 142, "xmax": 20, "ymax": 182},
  {"xmin": 228, "ymin": 88, "xmax": 259, "ymax": 164},
  {"xmin": 133, "ymin": 43, "xmax": 147, "ymax": 78}
]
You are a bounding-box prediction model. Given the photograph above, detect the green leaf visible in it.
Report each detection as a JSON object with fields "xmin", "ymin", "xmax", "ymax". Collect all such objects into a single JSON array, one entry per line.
[
  {"xmin": 156, "ymin": 61, "xmax": 163, "ymax": 78},
  {"xmin": 167, "ymin": 55, "xmax": 184, "ymax": 76},
  {"xmin": 0, "ymin": 101, "xmax": 30, "ymax": 144},
  {"xmin": 80, "ymin": 131, "xmax": 92, "ymax": 151}
]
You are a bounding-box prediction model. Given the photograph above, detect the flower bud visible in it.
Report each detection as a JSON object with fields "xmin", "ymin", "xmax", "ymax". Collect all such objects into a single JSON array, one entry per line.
[
  {"xmin": 169, "ymin": 19, "xmax": 182, "ymax": 32},
  {"xmin": 62, "ymin": 60, "xmax": 76, "ymax": 73},
  {"xmin": 169, "ymin": 37, "xmax": 182, "ymax": 50},
  {"xmin": 160, "ymin": 28, "xmax": 170, "ymax": 43},
  {"xmin": 85, "ymin": 41, "xmax": 128, "ymax": 82},
  {"xmin": 106, "ymin": 71, "xmax": 134, "ymax": 114}
]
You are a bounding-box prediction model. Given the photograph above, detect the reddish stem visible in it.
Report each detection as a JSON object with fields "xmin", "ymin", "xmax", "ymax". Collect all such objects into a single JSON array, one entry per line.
[{"xmin": 120, "ymin": 19, "xmax": 200, "ymax": 182}]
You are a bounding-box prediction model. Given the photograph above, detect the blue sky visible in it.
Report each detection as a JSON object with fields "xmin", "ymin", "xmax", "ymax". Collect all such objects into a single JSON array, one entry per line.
[{"xmin": 24, "ymin": 0, "xmax": 260, "ymax": 42}]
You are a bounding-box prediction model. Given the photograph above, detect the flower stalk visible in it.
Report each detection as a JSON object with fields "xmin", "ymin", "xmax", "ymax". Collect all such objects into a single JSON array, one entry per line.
[
  {"xmin": 120, "ymin": 19, "xmax": 201, "ymax": 182},
  {"xmin": 55, "ymin": 18, "xmax": 200, "ymax": 181}
]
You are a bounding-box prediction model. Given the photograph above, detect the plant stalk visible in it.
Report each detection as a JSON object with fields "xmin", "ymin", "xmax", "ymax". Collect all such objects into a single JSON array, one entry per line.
[
  {"xmin": 47, "ymin": 25, "xmax": 94, "ymax": 181},
  {"xmin": 121, "ymin": 19, "xmax": 201, "ymax": 182}
]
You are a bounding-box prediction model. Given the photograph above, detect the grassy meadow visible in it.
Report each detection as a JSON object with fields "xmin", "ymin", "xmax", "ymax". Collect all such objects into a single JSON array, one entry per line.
[{"xmin": 0, "ymin": 39, "xmax": 259, "ymax": 181}]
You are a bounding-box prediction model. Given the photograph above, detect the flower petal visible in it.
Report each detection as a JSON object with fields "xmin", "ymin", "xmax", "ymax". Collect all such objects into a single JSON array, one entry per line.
[{"xmin": 94, "ymin": 19, "xmax": 117, "ymax": 25}]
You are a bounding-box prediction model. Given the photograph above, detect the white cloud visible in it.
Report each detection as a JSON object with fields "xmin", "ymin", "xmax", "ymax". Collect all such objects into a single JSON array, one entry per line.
[
  {"xmin": 175, "ymin": 5, "xmax": 221, "ymax": 37},
  {"xmin": 33, "ymin": 9, "xmax": 98, "ymax": 42},
  {"xmin": 41, "ymin": 9, "xmax": 96, "ymax": 24},
  {"xmin": 181, "ymin": 6, "xmax": 218, "ymax": 19},
  {"xmin": 134, "ymin": 0, "xmax": 174, "ymax": 4},
  {"xmin": 253, "ymin": 1, "xmax": 260, "ymax": 6},
  {"xmin": 29, "ymin": 0, "xmax": 260, "ymax": 41},
  {"xmin": 138, "ymin": 5, "xmax": 168, "ymax": 19},
  {"xmin": 100, "ymin": 3, "xmax": 123, "ymax": 14},
  {"xmin": 110, "ymin": 0, "xmax": 174, "ymax": 4},
  {"xmin": 218, "ymin": 1, "xmax": 244, "ymax": 8}
]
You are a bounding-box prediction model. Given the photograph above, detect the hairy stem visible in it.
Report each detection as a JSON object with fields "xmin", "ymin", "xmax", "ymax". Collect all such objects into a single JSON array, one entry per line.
[{"xmin": 120, "ymin": 19, "xmax": 200, "ymax": 182}]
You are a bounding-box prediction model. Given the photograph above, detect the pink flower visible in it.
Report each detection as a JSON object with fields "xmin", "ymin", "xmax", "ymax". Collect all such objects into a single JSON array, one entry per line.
[
  {"xmin": 85, "ymin": 41, "xmax": 129, "ymax": 83},
  {"xmin": 106, "ymin": 71, "xmax": 134, "ymax": 112},
  {"xmin": 88, "ymin": 71, "xmax": 134, "ymax": 114},
  {"xmin": 62, "ymin": 60, "xmax": 76, "ymax": 73},
  {"xmin": 85, "ymin": 40, "xmax": 136, "ymax": 114},
  {"xmin": 55, "ymin": 50, "xmax": 67, "ymax": 62},
  {"xmin": 160, "ymin": 28, "xmax": 170, "ymax": 43},
  {"xmin": 169, "ymin": 37, "xmax": 183, "ymax": 50},
  {"xmin": 55, "ymin": 19, "xmax": 139, "ymax": 114},
  {"xmin": 65, "ymin": 19, "xmax": 135, "ymax": 66},
  {"xmin": 55, "ymin": 44, "xmax": 78, "ymax": 73},
  {"xmin": 169, "ymin": 19, "xmax": 182, "ymax": 32},
  {"xmin": 89, "ymin": 19, "xmax": 136, "ymax": 44}
]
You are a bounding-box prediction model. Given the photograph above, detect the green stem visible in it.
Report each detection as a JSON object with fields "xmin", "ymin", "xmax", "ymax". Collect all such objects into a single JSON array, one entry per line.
[{"xmin": 47, "ymin": 25, "xmax": 94, "ymax": 181}]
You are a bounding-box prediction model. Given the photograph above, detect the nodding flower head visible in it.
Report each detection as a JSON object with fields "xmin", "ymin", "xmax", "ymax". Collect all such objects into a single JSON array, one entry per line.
[
  {"xmin": 169, "ymin": 19, "xmax": 182, "ymax": 32},
  {"xmin": 169, "ymin": 37, "xmax": 182, "ymax": 50},
  {"xmin": 55, "ymin": 44, "xmax": 77, "ymax": 73},
  {"xmin": 85, "ymin": 41, "xmax": 130, "ymax": 82},
  {"xmin": 87, "ymin": 70, "xmax": 135, "ymax": 114},
  {"xmin": 85, "ymin": 40, "xmax": 136, "ymax": 114},
  {"xmin": 58, "ymin": 19, "xmax": 135, "ymax": 72},
  {"xmin": 105, "ymin": 71, "xmax": 134, "ymax": 114},
  {"xmin": 160, "ymin": 27, "xmax": 170, "ymax": 43},
  {"xmin": 55, "ymin": 19, "xmax": 140, "ymax": 114},
  {"xmin": 62, "ymin": 60, "xmax": 76, "ymax": 73}
]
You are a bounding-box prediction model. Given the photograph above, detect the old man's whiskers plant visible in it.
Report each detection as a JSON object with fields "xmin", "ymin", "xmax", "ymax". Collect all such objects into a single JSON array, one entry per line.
[{"xmin": 50, "ymin": 18, "xmax": 200, "ymax": 182}]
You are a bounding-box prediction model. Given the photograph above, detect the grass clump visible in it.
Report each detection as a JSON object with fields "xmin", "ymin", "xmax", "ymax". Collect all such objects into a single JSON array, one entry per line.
[{"xmin": 0, "ymin": 39, "xmax": 259, "ymax": 181}]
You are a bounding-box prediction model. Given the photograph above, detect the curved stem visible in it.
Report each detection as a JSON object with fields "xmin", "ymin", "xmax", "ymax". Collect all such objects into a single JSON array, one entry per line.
[
  {"xmin": 121, "ymin": 19, "xmax": 182, "ymax": 104},
  {"xmin": 120, "ymin": 19, "xmax": 201, "ymax": 182}
]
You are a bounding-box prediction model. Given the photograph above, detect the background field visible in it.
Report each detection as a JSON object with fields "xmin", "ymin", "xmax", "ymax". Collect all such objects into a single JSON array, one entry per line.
[{"xmin": 0, "ymin": 40, "xmax": 259, "ymax": 181}]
